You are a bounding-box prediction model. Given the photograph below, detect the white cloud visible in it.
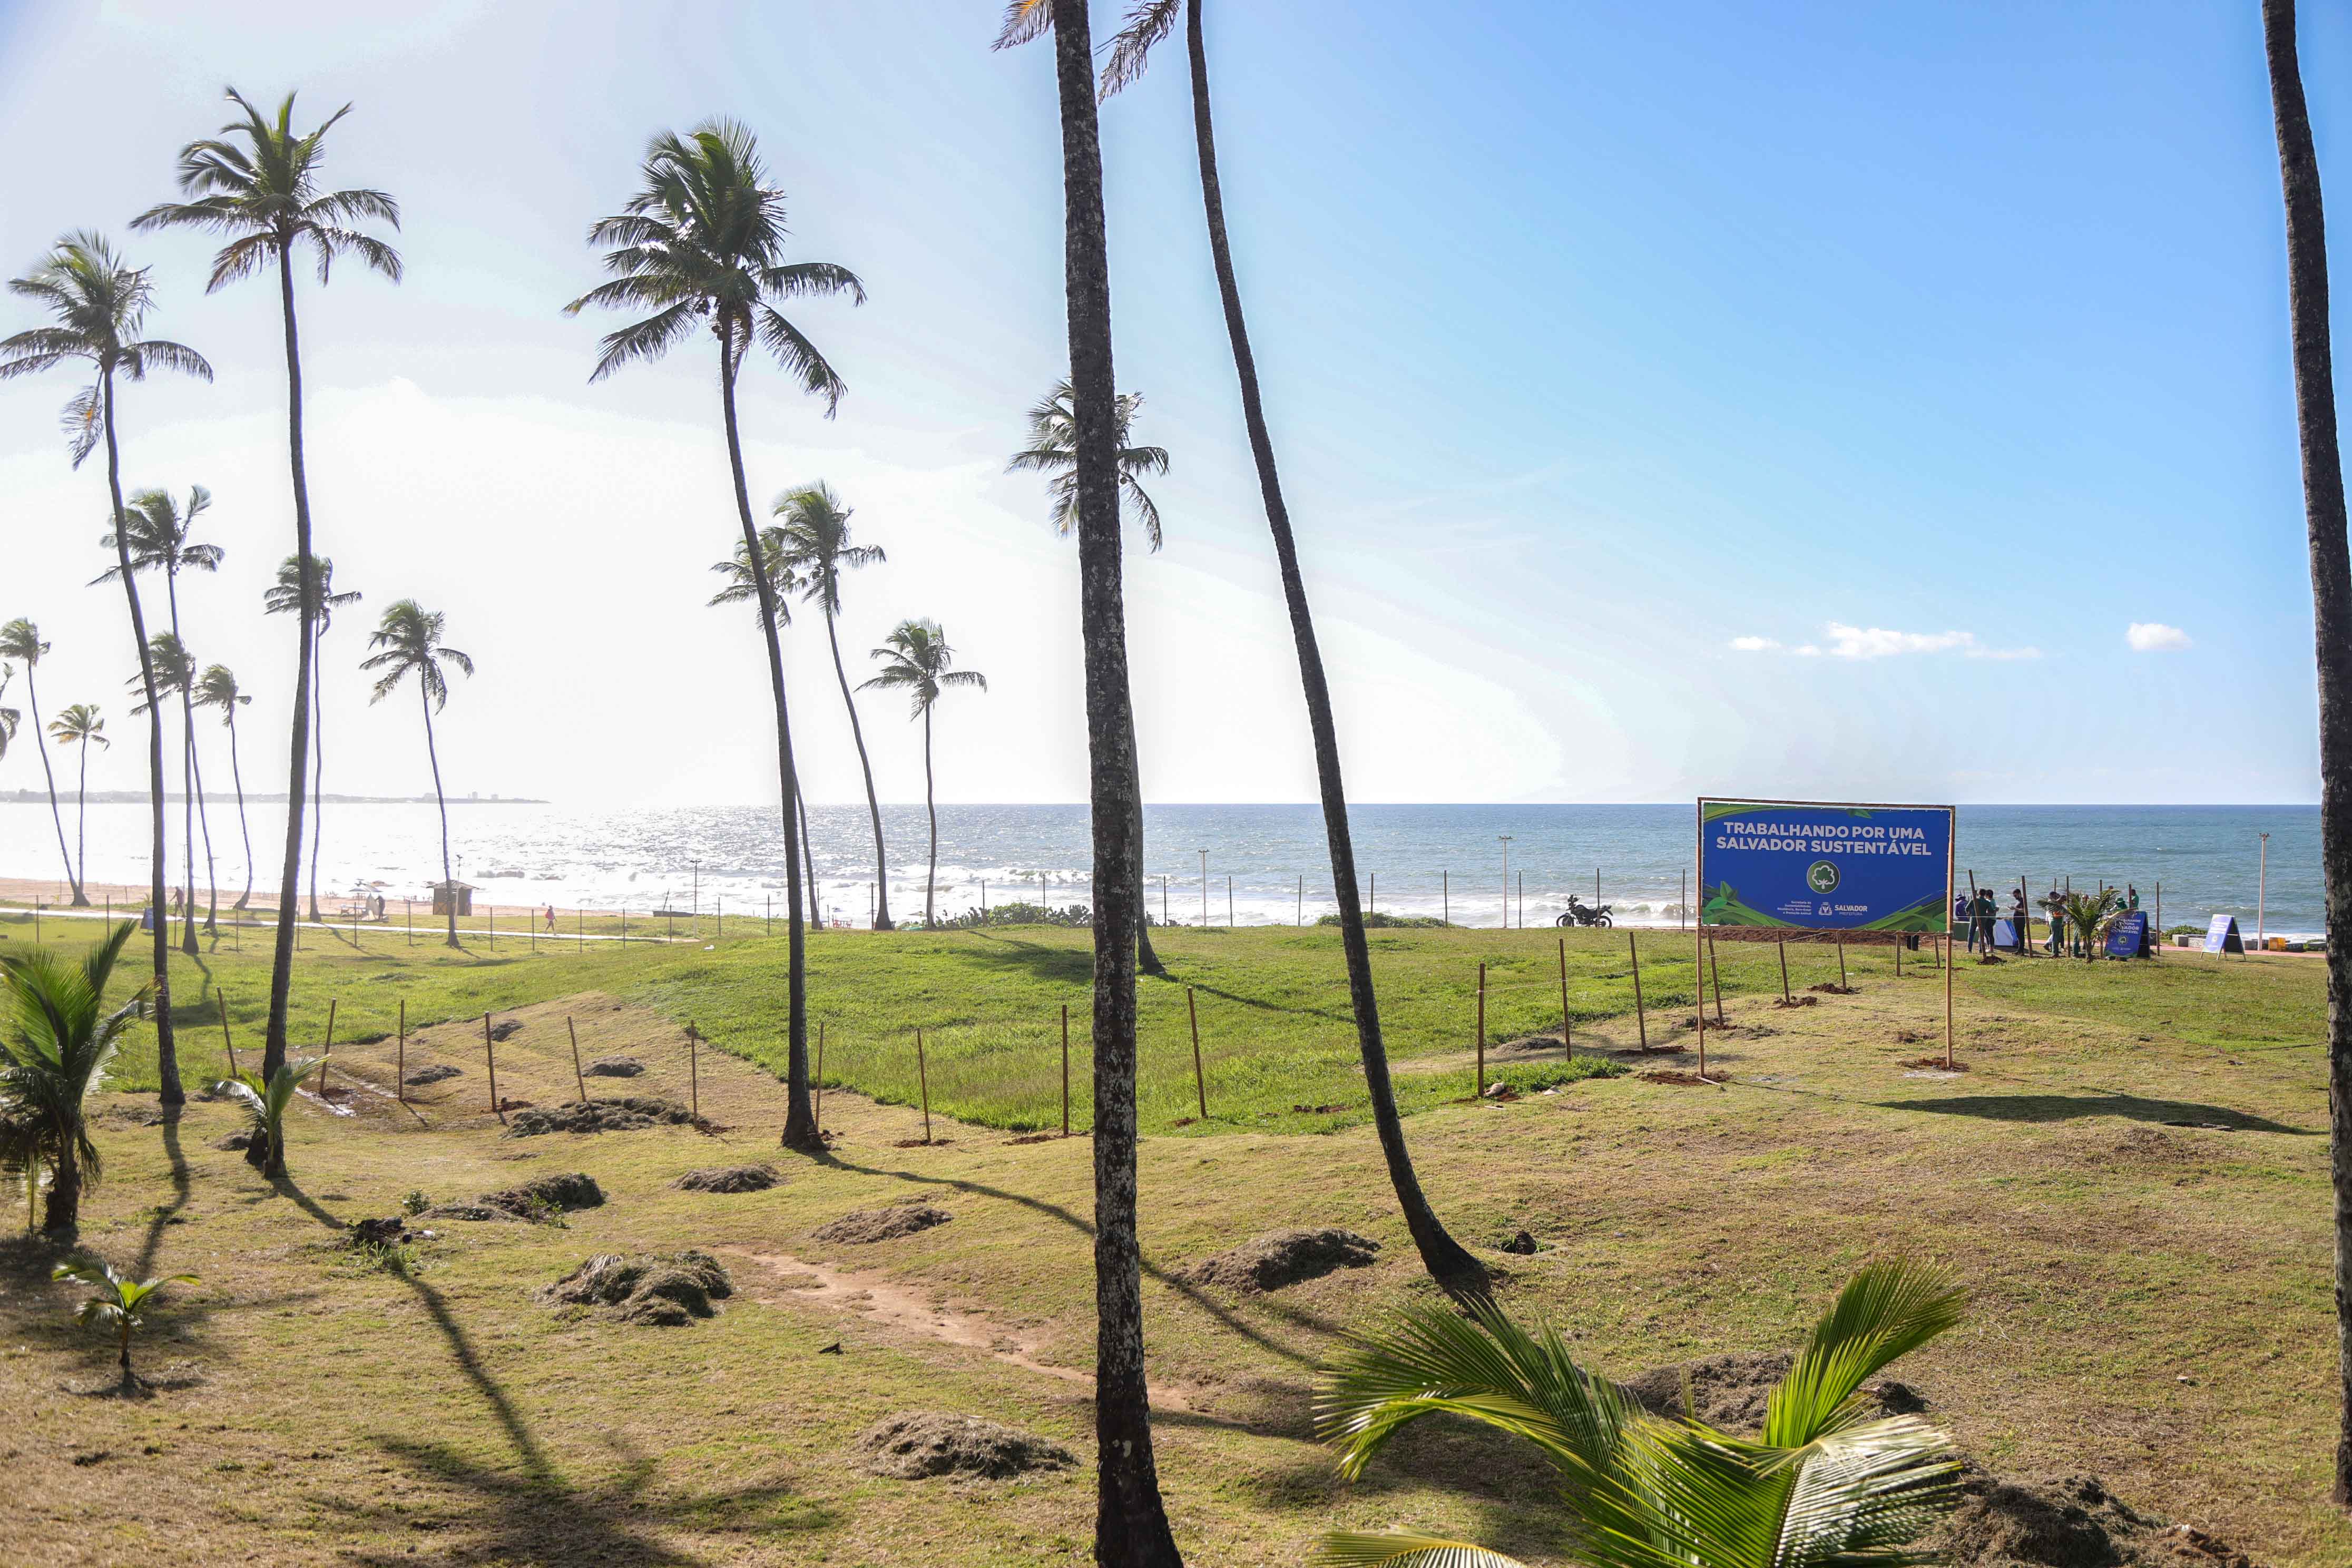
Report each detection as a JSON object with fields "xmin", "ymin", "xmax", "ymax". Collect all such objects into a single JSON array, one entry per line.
[
  {"xmin": 2126, "ymin": 622, "xmax": 2192, "ymax": 653},
  {"xmin": 1727, "ymin": 635, "xmax": 1780, "ymax": 652},
  {"xmin": 1819, "ymin": 623, "xmax": 2039, "ymax": 661}
]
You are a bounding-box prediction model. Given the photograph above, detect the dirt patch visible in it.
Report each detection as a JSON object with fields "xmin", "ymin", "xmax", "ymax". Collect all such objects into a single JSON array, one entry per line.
[
  {"xmin": 487, "ymin": 1019, "xmax": 524, "ymax": 1042},
  {"xmin": 538, "ymin": 1250, "xmax": 733, "ymax": 1326},
  {"xmin": 856, "ymin": 1410, "xmax": 1076, "ymax": 1480},
  {"xmin": 506, "ymin": 1096, "xmax": 704, "ymax": 1136},
  {"xmin": 1623, "ymin": 1353, "xmax": 1926, "ymax": 1434},
  {"xmin": 584, "ymin": 1055, "xmax": 644, "ymax": 1078},
  {"xmin": 673, "ymin": 1164, "xmax": 779, "ymax": 1193},
  {"xmin": 811, "ymin": 1203, "xmax": 953, "ymax": 1244},
  {"xmin": 425, "ymin": 1171, "xmax": 605, "ymax": 1223},
  {"xmin": 1771, "ymin": 995, "xmax": 1820, "ymax": 1010},
  {"xmin": 1807, "ymin": 982, "xmax": 1857, "ymax": 995},
  {"xmin": 1933, "ymin": 1469, "xmax": 2266, "ymax": 1567},
  {"xmin": 892, "ymin": 1137, "xmax": 954, "ymax": 1148},
  {"xmin": 1639, "ymin": 1070, "xmax": 1724, "ymax": 1088},
  {"xmin": 403, "ymin": 1064, "xmax": 462, "ymax": 1087},
  {"xmin": 1181, "ymin": 1229, "xmax": 1380, "ymax": 1293},
  {"xmin": 1900, "ymin": 1055, "xmax": 1964, "ymax": 1071},
  {"xmin": 209, "ymin": 1131, "xmax": 253, "ymax": 1152},
  {"xmin": 1498, "ymin": 1230, "xmax": 1538, "ymax": 1255}
]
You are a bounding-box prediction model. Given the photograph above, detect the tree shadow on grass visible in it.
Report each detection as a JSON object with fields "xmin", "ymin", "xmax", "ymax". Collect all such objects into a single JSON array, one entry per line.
[
  {"xmin": 950, "ymin": 932, "xmax": 1096, "ymax": 987},
  {"xmin": 133, "ymin": 1113, "xmax": 192, "ymax": 1278},
  {"xmin": 820, "ymin": 1151, "xmax": 1341, "ymax": 1371},
  {"xmin": 1877, "ymin": 1090, "xmax": 2313, "ymax": 1135}
]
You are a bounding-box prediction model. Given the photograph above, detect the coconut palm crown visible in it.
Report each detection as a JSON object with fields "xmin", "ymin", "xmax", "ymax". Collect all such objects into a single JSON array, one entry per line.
[
  {"xmin": 0, "ymin": 232, "xmax": 212, "ymax": 466},
  {"xmin": 1006, "ymin": 380, "xmax": 1169, "ymax": 547}
]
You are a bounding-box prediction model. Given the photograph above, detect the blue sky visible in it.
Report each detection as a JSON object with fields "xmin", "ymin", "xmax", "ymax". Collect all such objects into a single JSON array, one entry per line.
[{"xmin": 0, "ymin": 0, "xmax": 2343, "ymax": 806}]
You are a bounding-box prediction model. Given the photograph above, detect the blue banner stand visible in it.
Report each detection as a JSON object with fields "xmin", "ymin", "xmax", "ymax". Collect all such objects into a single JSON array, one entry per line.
[
  {"xmin": 2104, "ymin": 910, "xmax": 2150, "ymax": 959},
  {"xmin": 2203, "ymin": 914, "xmax": 2244, "ymax": 955}
]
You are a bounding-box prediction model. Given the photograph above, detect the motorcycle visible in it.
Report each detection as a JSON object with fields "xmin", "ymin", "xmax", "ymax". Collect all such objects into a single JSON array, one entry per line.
[{"xmin": 1556, "ymin": 895, "xmax": 1614, "ymax": 929}]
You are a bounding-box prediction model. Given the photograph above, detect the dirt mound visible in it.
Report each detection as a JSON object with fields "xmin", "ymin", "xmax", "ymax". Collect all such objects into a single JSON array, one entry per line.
[
  {"xmin": 488, "ymin": 1018, "xmax": 524, "ymax": 1042},
  {"xmin": 426, "ymin": 1172, "xmax": 605, "ymax": 1223},
  {"xmin": 1623, "ymin": 1351, "xmax": 1929, "ymax": 1434},
  {"xmin": 404, "ymin": 1064, "xmax": 463, "ymax": 1086},
  {"xmin": 1181, "ymin": 1228, "xmax": 1380, "ymax": 1293},
  {"xmin": 811, "ymin": 1203, "xmax": 953, "ymax": 1244},
  {"xmin": 507, "ymin": 1096, "xmax": 702, "ymax": 1136},
  {"xmin": 857, "ymin": 1411, "xmax": 1076, "ymax": 1479},
  {"xmin": 538, "ymin": 1250, "xmax": 733, "ymax": 1326},
  {"xmin": 349, "ymin": 1216, "xmax": 410, "ymax": 1249},
  {"xmin": 584, "ymin": 1055, "xmax": 644, "ymax": 1077},
  {"xmin": 1934, "ymin": 1470, "xmax": 2265, "ymax": 1568},
  {"xmin": 210, "ymin": 1130, "xmax": 254, "ymax": 1152},
  {"xmin": 673, "ymin": 1164, "xmax": 779, "ymax": 1193}
]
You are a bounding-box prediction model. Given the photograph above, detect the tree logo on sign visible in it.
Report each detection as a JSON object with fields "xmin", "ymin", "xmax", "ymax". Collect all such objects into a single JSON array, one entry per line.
[{"xmin": 1806, "ymin": 860, "xmax": 1840, "ymax": 895}]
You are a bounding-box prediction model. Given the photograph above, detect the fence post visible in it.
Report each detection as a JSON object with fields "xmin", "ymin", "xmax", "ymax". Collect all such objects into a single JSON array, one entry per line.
[
  {"xmin": 1837, "ymin": 938, "xmax": 1848, "ymax": 989},
  {"xmin": 1708, "ymin": 932, "xmax": 1726, "ymax": 1025},
  {"xmin": 915, "ymin": 1027, "xmax": 932, "ymax": 1144},
  {"xmin": 1777, "ymin": 939, "xmax": 1791, "ymax": 1003},
  {"xmin": 483, "ymin": 1012, "xmax": 500, "ymax": 1119},
  {"xmin": 396, "ymin": 998, "xmax": 405, "ymax": 1104},
  {"xmin": 218, "ymin": 987, "xmax": 237, "ymax": 1080},
  {"xmin": 487, "ymin": 905, "xmax": 494, "ymax": 951},
  {"xmin": 815, "ymin": 1022, "xmax": 827, "ymax": 1133},
  {"xmin": 685, "ymin": 1022, "xmax": 699, "ymax": 1118},
  {"xmin": 1060, "ymin": 1004, "xmax": 1071, "ymax": 1136},
  {"xmin": 1944, "ymin": 936, "xmax": 1955, "ymax": 1070},
  {"xmin": 568, "ymin": 1016, "xmax": 587, "ymax": 1103},
  {"xmin": 1475, "ymin": 961, "xmax": 1486, "ymax": 1097},
  {"xmin": 1628, "ymin": 931, "xmax": 1648, "ymax": 1051},
  {"xmin": 1694, "ymin": 924, "xmax": 1707, "ymax": 1077},
  {"xmin": 406, "ymin": 899, "xmax": 412, "ymax": 946},
  {"xmin": 1556, "ymin": 937, "xmax": 1573, "ymax": 1057},
  {"xmin": 319, "ymin": 998, "xmax": 338, "ymax": 1097},
  {"xmin": 1187, "ymin": 987, "xmax": 1208, "ymax": 1120}
]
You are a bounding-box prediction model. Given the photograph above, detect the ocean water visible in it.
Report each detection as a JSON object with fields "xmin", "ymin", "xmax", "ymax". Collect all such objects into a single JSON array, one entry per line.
[{"xmin": 0, "ymin": 800, "xmax": 2322, "ymax": 937}]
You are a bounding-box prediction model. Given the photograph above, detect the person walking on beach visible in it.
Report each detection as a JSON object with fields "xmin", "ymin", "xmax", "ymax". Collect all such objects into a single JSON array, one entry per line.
[{"xmin": 544, "ymin": 903, "xmax": 556, "ymax": 933}]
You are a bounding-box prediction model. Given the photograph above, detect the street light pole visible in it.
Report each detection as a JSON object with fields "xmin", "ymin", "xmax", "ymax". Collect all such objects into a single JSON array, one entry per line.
[
  {"xmin": 2258, "ymin": 831, "xmax": 2270, "ymax": 948},
  {"xmin": 691, "ymin": 857, "xmax": 701, "ymax": 938},
  {"xmin": 1498, "ymin": 835, "xmax": 1514, "ymax": 929}
]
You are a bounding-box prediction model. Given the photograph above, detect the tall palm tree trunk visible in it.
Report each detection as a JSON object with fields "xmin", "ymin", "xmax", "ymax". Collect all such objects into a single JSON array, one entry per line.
[
  {"xmin": 193, "ymin": 727, "xmax": 217, "ymax": 935},
  {"xmin": 824, "ymin": 611, "xmax": 893, "ymax": 928},
  {"xmin": 1128, "ymin": 713, "xmax": 1161, "ymax": 974},
  {"xmin": 1048, "ymin": 2, "xmax": 1184, "ymax": 1561},
  {"xmin": 263, "ymin": 241, "xmax": 317, "ymax": 1087},
  {"xmin": 164, "ymin": 575, "xmax": 198, "ymax": 953},
  {"xmin": 718, "ymin": 347, "xmax": 818, "ymax": 1152},
  {"xmin": 420, "ymin": 681, "xmax": 459, "ymax": 949},
  {"xmin": 100, "ymin": 365, "xmax": 180, "ymax": 1107},
  {"xmin": 23, "ymin": 667, "xmax": 83, "ymax": 905},
  {"xmin": 1182, "ymin": 0, "xmax": 1482, "ymax": 1299},
  {"xmin": 800, "ymin": 792, "xmax": 820, "ymax": 928},
  {"xmin": 74, "ymin": 743, "xmax": 89, "ymax": 891},
  {"xmin": 307, "ymin": 638, "xmax": 326, "ymax": 922},
  {"xmin": 227, "ymin": 711, "xmax": 253, "ymax": 909},
  {"xmin": 2262, "ymin": 0, "xmax": 2352, "ymax": 1505},
  {"xmin": 923, "ymin": 707, "xmax": 938, "ymax": 928}
]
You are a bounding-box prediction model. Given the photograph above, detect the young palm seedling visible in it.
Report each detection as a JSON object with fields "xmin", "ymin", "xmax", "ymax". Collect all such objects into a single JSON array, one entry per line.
[
  {"xmin": 214, "ymin": 1056, "xmax": 317, "ymax": 1179},
  {"xmin": 53, "ymin": 1257, "xmax": 197, "ymax": 1387},
  {"xmin": 1312, "ymin": 1259, "xmax": 1966, "ymax": 1567}
]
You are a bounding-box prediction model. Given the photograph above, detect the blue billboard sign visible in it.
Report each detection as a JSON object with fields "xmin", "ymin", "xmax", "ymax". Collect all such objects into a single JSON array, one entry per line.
[
  {"xmin": 2104, "ymin": 910, "xmax": 2150, "ymax": 959},
  {"xmin": 1697, "ymin": 799, "xmax": 1954, "ymax": 934},
  {"xmin": 2203, "ymin": 914, "xmax": 2243, "ymax": 955}
]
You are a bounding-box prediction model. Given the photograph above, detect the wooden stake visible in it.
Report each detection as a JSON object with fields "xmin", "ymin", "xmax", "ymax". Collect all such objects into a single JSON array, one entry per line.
[
  {"xmin": 319, "ymin": 998, "xmax": 337, "ymax": 1096},
  {"xmin": 1694, "ymin": 925, "xmax": 1707, "ymax": 1076},
  {"xmin": 1707, "ymin": 932, "xmax": 1726, "ymax": 1024},
  {"xmin": 1944, "ymin": 936, "xmax": 1955, "ymax": 1070},
  {"xmin": 815, "ymin": 1022, "xmax": 826, "ymax": 1133},
  {"xmin": 1556, "ymin": 937, "xmax": 1573, "ymax": 1057},
  {"xmin": 567, "ymin": 1016, "xmax": 587, "ymax": 1103},
  {"xmin": 685, "ymin": 1022, "xmax": 700, "ymax": 1119},
  {"xmin": 1475, "ymin": 961, "xmax": 1487, "ymax": 1096},
  {"xmin": 1187, "ymin": 987, "xmax": 1208, "ymax": 1119},
  {"xmin": 915, "ymin": 1028, "xmax": 931, "ymax": 1144},
  {"xmin": 396, "ymin": 998, "xmax": 405, "ymax": 1104},
  {"xmin": 1837, "ymin": 938, "xmax": 1848, "ymax": 989},
  {"xmin": 483, "ymin": 1012, "xmax": 500, "ymax": 1119},
  {"xmin": 217, "ymin": 986, "xmax": 237, "ymax": 1080},
  {"xmin": 1777, "ymin": 939, "xmax": 1791, "ymax": 1003},
  {"xmin": 1896, "ymin": 938, "xmax": 1903, "ymax": 978},
  {"xmin": 1628, "ymin": 930, "xmax": 1648, "ymax": 1050},
  {"xmin": 1060, "ymin": 1004, "xmax": 1071, "ymax": 1137}
]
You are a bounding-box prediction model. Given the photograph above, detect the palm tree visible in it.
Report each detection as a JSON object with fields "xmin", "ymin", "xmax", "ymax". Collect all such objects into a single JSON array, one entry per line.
[
  {"xmin": 262, "ymin": 555, "xmax": 360, "ymax": 923},
  {"xmin": 97, "ymin": 485, "xmax": 224, "ymax": 949},
  {"xmin": 1007, "ymin": 384, "xmax": 1170, "ymax": 974},
  {"xmin": 217, "ymin": 1056, "xmax": 316, "ymax": 1180},
  {"xmin": 1096, "ymin": 0, "xmax": 1487, "ymax": 1301},
  {"xmin": 51, "ymin": 1258, "xmax": 199, "ymax": 1387},
  {"xmin": 1313, "ymin": 1261, "xmax": 1965, "ymax": 1567},
  {"xmin": 194, "ymin": 665, "xmax": 255, "ymax": 909},
  {"xmin": 2262, "ymin": 0, "xmax": 2352, "ymax": 1505},
  {"xmin": 0, "ymin": 621, "xmax": 82, "ymax": 905},
  {"xmin": 1, "ymin": 234, "xmax": 213, "ymax": 1104},
  {"xmin": 0, "ymin": 665, "xmax": 17, "ymax": 766},
  {"xmin": 708, "ymin": 528, "xmax": 825, "ymax": 930},
  {"xmin": 0, "ymin": 921, "xmax": 142, "ymax": 1232},
  {"xmin": 2053, "ymin": 886, "xmax": 2122, "ymax": 964},
  {"xmin": 567, "ymin": 119, "xmax": 862, "ymax": 1154},
  {"xmin": 127, "ymin": 635, "xmax": 201, "ymax": 943},
  {"xmin": 133, "ymin": 87, "xmax": 400, "ymax": 1083},
  {"xmin": 47, "ymin": 707, "xmax": 107, "ymax": 901},
  {"xmin": 360, "ymin": 601, "xmax": 473, "ymax": 949},
  {"xmin": 994, "ymin": 4, "xmax": 1182, "ymax": 1560},
  {"xmin": 772, "ymin": 483, "xmax": 897, "ymax": 931},
  {"xmin": 860, "ymin": 621, "xmax": 986, "ymax": 928}
]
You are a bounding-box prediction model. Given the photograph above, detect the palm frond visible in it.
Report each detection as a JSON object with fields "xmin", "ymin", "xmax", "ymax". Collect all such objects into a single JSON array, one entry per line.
[
  {"xmin": 1762, "ymin": 1260, "xmax": 1966, "ymax": 1448},
  {"xmin": 1311, "ymin": 1535, "xmax": 1532, "ymax": 1568},
  {"xmin": 1100, "ymin": 0, "xmax": 1183, "ymax": 97},
  {"xmin": 993, "ymin": 0, "xmax": 1055, "ymax": 49},
  {"xmin": 753, "ymin": 305, "xmax": 848, "ymax": 415}
]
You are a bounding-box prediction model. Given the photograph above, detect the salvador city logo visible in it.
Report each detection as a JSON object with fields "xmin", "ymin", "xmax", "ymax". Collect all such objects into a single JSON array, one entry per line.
[{"xmin": 1806, "ymin": 859, "xmax": 1840, "ymax": 895}]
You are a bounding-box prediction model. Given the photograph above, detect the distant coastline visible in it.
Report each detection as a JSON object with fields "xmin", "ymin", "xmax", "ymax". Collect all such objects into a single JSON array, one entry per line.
[{"xmin": 1, "ymin": 789, "xmax": 548, "ymax": 806}]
